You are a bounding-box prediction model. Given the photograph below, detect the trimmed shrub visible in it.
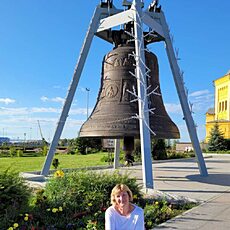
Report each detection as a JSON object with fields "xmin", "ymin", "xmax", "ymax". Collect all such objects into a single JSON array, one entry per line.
[
  {"xmin": 9, "ymin": 146, "xmax": 17, "ymax": 157},
  {"xmin": 42, "ymin": 145, "xmax": 48, "ymax": 156},
  {"xmin": 16, "ymin": 149, "xmax": 23, "ymax": 157},
  {"xmin": 31, "ymin": 171, "xmax": 143, "ymax": 228},
  {"xmin": 52, "ymin": 158, "xmax": 60, "ymax": 169},
  {"xmin": 167, "ymin": 151, "xmax": 195, "ymax": 159},
  {"xmin": 45, "ymin": 170, "xmax": 142, "ymax": 209},
  {"xmin": 0, "ymin": 169, "xmax": 31, "ymax": 229}
]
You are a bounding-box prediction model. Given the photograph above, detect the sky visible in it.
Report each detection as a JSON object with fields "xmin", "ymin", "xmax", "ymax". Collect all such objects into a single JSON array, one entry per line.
[{"xmin": 0, "ymin": 0, "xmax": 229, "ymax": 143}]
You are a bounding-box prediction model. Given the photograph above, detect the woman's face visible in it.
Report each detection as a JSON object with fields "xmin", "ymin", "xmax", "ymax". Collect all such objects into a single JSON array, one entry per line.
[{"xmin": 114, "ymin": 191, "xmax": 130, "ymax": 208}]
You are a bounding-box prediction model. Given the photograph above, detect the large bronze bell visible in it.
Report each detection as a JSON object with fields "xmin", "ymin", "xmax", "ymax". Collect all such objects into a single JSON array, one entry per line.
[{"xmin": 79, "ymin": 44, "xmax": 180, "ymax": 141}]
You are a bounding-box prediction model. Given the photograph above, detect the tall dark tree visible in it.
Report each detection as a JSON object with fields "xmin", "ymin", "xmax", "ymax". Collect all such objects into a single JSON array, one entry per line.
[
  {"xmin": 152, "ymin": 139, "xmax": 167, "ymax": 160},
  {"xmin": 208, "ymin": 123, "xmax": 226, "ymax": 151},
  {"xmin": 74, "ymin": 137, "xmax": 102, "ymax": 154}
]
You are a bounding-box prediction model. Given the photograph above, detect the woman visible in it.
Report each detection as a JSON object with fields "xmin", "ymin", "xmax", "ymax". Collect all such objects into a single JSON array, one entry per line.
[{"xmin": 105, "ymin": 184, "xmax": 145, "ymax": 230}]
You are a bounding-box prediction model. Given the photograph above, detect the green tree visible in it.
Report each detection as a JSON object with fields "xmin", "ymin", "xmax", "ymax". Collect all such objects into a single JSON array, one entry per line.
[
  {"xmin": 152, "ymin": 139, "xmax": 167, "ymax": 160},
  {"xmin": 9, "ymin": 146, "xmax": 16, "ymax": 157},
  {"xmin": 71, "ymin": 137, "xmax": 102, "ymax": 154},
  {"xmin": 208, "ymin": 123, "xmax": 226, "ymax": 151},
  {"xmin": 58, "ymin": 138, "xmax": 68, "ymax": 146},
  {"xmin": 88, "ymin": 138, "xmax": 102, "ymax": 152},
  {"xmin": 172, "ymin": 139, "xmax": 178, "ymax": 150},
  {"xmin": 74, "ymin": 137, "xmax": 88, "ymax": 154},
  {"xmin": 165, "ymin": 139, "xmax": 172, "ymax": 149},
  {"xmin": 42, "ymin": 145, "xmax": 48, "ymax": 156}
]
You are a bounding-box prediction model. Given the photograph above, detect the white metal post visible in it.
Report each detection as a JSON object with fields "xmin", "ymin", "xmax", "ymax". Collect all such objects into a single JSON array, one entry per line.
[
  {"xmin": 41, "ymin": 7, "xmax": 103, "ymax": 176},
  {"xmin": 133, "ymin": 0, "xmax": 154, "ymax": 189},
  {"xmin": 159, "ymin": 12, "xmax": 208, "ymax": 176},
  {"xmin": 86, "ymin": 88, "xmax": 90, "ymax": 119},
  {"xmin": 113, "ymin": 139, "xmax": 120, "ymax": 169}
]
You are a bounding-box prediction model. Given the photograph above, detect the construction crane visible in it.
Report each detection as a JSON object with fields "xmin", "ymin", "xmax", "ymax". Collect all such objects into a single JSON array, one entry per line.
[{"xmin": 37, "ymin": 120, "xmax": 48, "ymax": 146}]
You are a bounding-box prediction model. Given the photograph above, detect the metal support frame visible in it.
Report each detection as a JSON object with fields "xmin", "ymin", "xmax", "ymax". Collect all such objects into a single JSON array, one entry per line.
[
  {"xmin": 159, "ymin": 13, "xmax": 208, "ymax": 176},
  {"xmin": 41, "ymin": 0, "xmax": 207, "ymax": 184},
  {"xmin": 132, "ymin": 0, "xmax": 154, "ymax": 189},
  {"xmin": 41, "ymin": 5, "xmax": 121, "ymax": 176},
  {"xmin": 41, "ymin": 6, "xmax": 104, "ymax": 175},
  {"xmin": 113, "ymin": 139, "xmax": 120, "ymax": 169}
]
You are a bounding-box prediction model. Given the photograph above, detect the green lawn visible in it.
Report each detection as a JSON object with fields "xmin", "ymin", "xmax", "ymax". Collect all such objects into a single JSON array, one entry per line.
[{"xmin": 0, "ymin": 152, "xmax": 109, "ymax": 173}]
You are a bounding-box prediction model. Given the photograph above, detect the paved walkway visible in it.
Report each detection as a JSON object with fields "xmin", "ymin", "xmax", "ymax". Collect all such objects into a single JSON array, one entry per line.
[{"xmin": 114, "ymin": 154, "xmax": 230, "ymax": 229}]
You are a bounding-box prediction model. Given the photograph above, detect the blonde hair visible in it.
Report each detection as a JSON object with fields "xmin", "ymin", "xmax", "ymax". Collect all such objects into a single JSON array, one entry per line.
[{"xmin": 110, "ymin": 184, "xmax": 133, "ymax": 205}]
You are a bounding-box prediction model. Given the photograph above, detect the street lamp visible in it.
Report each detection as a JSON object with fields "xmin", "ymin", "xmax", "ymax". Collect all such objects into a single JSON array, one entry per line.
[
  {"xmin": 86, "ymin": 88, "xmax": 90, "ymax": 119},
  {"xmin": 23, "ymin": 133, "xmax": 26, "ymax": 151},
  {"xmin": 30, "ymin": 127, "xmax": 32, "ymax": 140}
]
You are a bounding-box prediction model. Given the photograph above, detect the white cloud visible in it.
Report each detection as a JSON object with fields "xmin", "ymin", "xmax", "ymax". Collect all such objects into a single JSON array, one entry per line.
[
  {"xmin": 53, "ymin": 85, "xmax": 68, "ymax": 90},
  {"xmin": 0, "ymin": 107, "xmax": 28, "ymax": 115},
  {"xmin": 40, "ymin": 96, "xmax": 48, "ymax": 102},
  {"xmin": 1, "ymin": 116, "xmax": 40, "ymax": 125},
  {"xmin": 0, "ymin": 98, "xmax": 16, "ymax": 104},
  {"xmin": 40, "ymin": 96, "xmax": 65, "ymax": 104},
  {"xmin": 31, "ymin": 107, "xmax": 60, "ymax": 113},
  {"xmin": 0, "ymin": 107, "xmax": 62, "ymax": 116},
  {"xmin": 192, "ymin": 94, "xmax": 213, "ymax": 101},
  {"xmin": 189, "ymin": 89, "xmax": 210, "ymax": 97},
  {"xmin": 163, "ymin": 90, "xmax": 213, "ymax": 115},
  {"xmin": 0, "ymin": 106, "xmax": 89, "ymax": 117},
  {"xmin": 69, "ymin": 108, "xmax": 89, "ymax": 115},
  {"xmin": 165, "ymin": 103, "xmax": 182, "ymax": 114},
  {"xmin": 52, "ymin": 97, "xmax": 65, "ymax": 104},
  {"xmin": 65, "ymin": 118, "xmax": 85, "ymax": 126},
  {"xmin": 188, "ymin": 89, "xmax": 214, "ymax": 112},
  {"xmin": 53, "ymin": 85, "xmax": 61, "ymax": 89}
]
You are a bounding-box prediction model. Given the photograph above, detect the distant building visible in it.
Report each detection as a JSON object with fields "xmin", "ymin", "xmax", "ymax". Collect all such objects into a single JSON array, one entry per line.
[
  {"xmin": 176, "ymin": 142, "xmax": 207, "ymax": 152},
  {"xmin": 0, "ymin": 137, "xmax": 10, "ymax": 144},
  {"xmin": 205, "ymin": 70, "xmax": 230, "ymax": 142}
]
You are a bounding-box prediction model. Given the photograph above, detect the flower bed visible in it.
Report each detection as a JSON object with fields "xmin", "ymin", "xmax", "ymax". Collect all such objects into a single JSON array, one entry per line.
[{"xmin": 1, "ymin": 170, "xmax": 197, "ymax": 230}]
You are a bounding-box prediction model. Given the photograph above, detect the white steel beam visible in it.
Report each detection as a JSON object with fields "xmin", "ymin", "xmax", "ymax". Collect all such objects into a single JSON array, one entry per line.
[
  {"xmin": 159, "ymin": 11, "xmax": 208, "ymax": 176},
  {"xmin": 132, "ymin": 0, "xmax": 154, "ymax": 189},
  {"xmin": 97, "ymin": 9, "xmax": 134, "ymax": 32},
  {"xmin": 142, "ymin": 12, "xmax": 164, "ymax": 37},
  {"xmin": 41, "ymin": 7, "xmax": 104, "ymax": 176}
]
